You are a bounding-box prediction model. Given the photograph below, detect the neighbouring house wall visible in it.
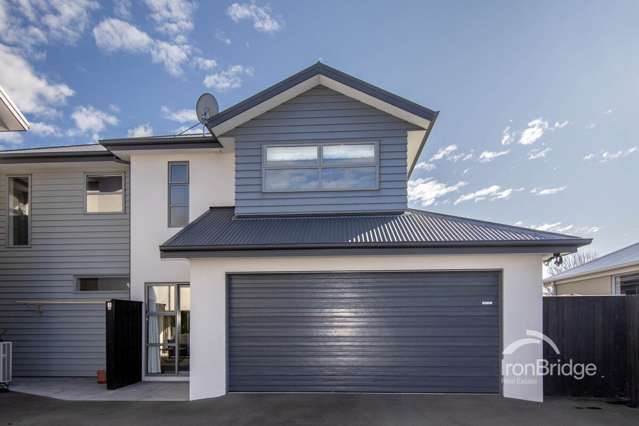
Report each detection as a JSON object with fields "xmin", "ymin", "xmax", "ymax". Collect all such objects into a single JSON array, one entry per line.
[
  {"xmin": 0, "ymin": 162, "xmax": 129, "ymax": 376},
  {"xmin": 229, "ymin": 86, "xmax": 419, "ymax": 216},
  {"xmin": 128, "ymin": 150, "xmax": 234, "ymax": 379},
  {"xmin": 189, "ymin": 253, "xmax": 545, "ymax": 402},
  {"xmin": 555, "ymin": 275, "xmax": 612, "ymax": 295}
]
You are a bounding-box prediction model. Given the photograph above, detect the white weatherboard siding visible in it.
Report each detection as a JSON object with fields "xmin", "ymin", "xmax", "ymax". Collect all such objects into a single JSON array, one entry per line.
[
  {"xmin": 189, "ymin": 254, "xmax": 544, "ymax": 402},
  {"xmin": 129, "ymin": 151, "xmax": 234, "ymax": 379}
]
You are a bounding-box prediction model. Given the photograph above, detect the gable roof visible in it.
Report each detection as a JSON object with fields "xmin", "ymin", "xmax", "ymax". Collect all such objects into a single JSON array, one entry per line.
[
  {"xmin": 544, "ymin": 242, "xmax": 639, "ymax": 283},
  {"xmin": 205, "ymin": 62, "xmax": 439, "ymax": 176},
  {"xmin": 160, "ymin": 207, "xmax": 590, "ymax": 257}
]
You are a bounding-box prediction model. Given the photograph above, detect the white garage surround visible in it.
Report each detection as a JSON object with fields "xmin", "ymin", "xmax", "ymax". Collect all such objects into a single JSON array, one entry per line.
[{"xmin": 188, "ymin": 253, "xmax": 544, "ymax": 403}]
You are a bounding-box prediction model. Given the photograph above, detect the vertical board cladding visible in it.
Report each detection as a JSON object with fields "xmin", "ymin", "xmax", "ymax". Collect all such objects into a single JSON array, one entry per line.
[
  {"xmin": 230, "ymin": 86, "xmax": 419, "ymax": 216},
  {"xmin": 0, "ymin": 164, "xmax": 130, "ymax": 377}
]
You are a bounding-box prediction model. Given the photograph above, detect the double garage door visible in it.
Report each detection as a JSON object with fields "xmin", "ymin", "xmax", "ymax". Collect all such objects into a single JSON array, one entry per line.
[{"xmin": 228, "ymin": 271, "xmax": 501, "ymax": 393}]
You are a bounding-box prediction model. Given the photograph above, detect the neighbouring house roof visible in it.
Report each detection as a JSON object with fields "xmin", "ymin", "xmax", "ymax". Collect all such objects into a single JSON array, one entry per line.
[
  {"xmin": 0, "ymin": 86, "xmax": 29, "ymax": 132},
  {"xmin": 0, "ymin": 143, "xmax": 119, "ymax": 163},
  {"xmin": 544, "ymin": 242, "xmax": 639, "ymax": 283},
  {"xmin": 160, "ymin": 207, "xmax": 591, "ymax": 257},
  {"xmin": 204, "ymin": 62, "xmax": 439, "ymax": 177}
]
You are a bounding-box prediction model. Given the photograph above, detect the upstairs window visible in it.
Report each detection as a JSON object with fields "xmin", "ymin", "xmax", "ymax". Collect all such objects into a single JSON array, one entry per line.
[
  {"xmin": 8, "ymin": 176, "xmax": 30, "ymax": 247},
  {"xmin": 77, "ymin": 276, "xmax": 130, "ymax": 292},
  {"xmin": 263, "ymin": 142, "xmax": 378, "ymax": 192},
  {"xmin": 168, "ymin": 162, "xmax": 189, "ymax": 227},
  {"xmin": 86, "ymin": 174, "xmax": 124, "ymax": 213}
]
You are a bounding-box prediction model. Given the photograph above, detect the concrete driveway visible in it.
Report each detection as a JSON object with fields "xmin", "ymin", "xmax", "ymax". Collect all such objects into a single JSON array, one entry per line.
[{"xmin": 1, "ymin": 391, "xmax": 638, "ymax": 426}]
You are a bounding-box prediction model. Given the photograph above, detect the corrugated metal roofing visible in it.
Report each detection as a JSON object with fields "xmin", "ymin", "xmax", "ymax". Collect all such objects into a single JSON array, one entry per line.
[
  {"xmin": 161, "ymin": 207, "xmax": 590, "ymax": 255},
  {"xmin": 545, "ymin": 242, "xmax": 639, "ymax": 282}
]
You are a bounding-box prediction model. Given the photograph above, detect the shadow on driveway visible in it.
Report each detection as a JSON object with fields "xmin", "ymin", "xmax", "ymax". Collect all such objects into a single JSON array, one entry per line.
[{"xmin": 1, "ymin": 391, "xmax": 638, "ymax": 426}]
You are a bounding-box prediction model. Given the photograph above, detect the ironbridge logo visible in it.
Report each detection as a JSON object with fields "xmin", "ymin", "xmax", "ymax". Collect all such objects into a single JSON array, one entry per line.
[{"xmin": 502, "ymin": 330, "xmax": 597, "ymax": 385}]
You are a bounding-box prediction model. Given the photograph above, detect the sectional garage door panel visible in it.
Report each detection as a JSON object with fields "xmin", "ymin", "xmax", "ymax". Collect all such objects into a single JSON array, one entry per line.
[{"xmin": 228, "ymin": 271, "xmax": 500, "ymax": 393}]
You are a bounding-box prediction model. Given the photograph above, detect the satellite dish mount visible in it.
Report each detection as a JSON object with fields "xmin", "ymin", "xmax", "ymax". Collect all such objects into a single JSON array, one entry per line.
[{"xmin": 196, "ymin": 93, "xmax": 219, "ymax": 136}]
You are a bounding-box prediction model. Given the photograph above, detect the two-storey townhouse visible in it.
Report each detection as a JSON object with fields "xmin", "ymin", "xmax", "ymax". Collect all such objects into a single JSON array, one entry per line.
[{"xmin": 0, "ymin": 63, "xmax": 590, "ymax": 402}]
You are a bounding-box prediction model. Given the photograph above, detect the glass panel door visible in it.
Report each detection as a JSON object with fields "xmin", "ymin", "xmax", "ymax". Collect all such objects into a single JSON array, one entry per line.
[{"xmin": 146, "ymin": 284, "xmax": 190, "ymax": 375}]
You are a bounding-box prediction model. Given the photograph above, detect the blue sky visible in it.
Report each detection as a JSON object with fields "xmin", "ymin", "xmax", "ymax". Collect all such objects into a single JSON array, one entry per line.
[{"xmin": 1, "ymin": 0, "xmax": 637, "ymax": 256}]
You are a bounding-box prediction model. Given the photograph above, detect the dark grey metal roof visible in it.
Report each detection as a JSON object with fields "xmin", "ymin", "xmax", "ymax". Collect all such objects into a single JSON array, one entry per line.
[
  {"xmin": 207, "ymin": 62, "xmax": 439, "ymax": 129},
  {"xmin": 544, "ymin": 242, "xmax": 639, "ymax": 283},
  {"xmin": 0, "ymin": 143, "xmax": 119, "ymax": 163},
  {"xmin": 99, "ymin": 134, "xmax": 221, "ymax": 151},
  {"xmin": 160, "ymin": 207, "xmax": 591, "ymax": 257}
]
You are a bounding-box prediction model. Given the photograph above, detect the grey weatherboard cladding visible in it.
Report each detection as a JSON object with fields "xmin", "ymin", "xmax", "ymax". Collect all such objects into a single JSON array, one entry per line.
[
  {"xmin": 0, "ymin": 165, "xmax": 130, "ymax": 376},
  {"xmin": 230, "ymin": 86, "xmax": 418, "ymax": 216},
  {"xmin": 228, "ymin": 271, "xmax": 501, "ymax": 393},
  {"xmin": 160, "ymin": 207, "xmax": 591, "ymax": 256}
]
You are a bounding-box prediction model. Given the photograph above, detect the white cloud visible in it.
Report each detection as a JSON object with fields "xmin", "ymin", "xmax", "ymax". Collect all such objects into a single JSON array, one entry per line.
[
  {"xmin": 408, "ymin": 178, "xmax": 467, "ymax": 207},
  {"xmin": 518, "ymin": 118, "xmax": 549, "ymax": 145},
  {"xmin": 0, "ymin": 43, "xmax": 74, "ymax": 116},
  {"xmin": 93, "ymin": 18, "xmax": 190, "ymax": 76},
  {"xmin": 114, "ymin": 0, "xmax": 132, "ymax": 19},
  {"xmin": 161, "ymin": 106, "xmax": 196, "ymax": 123},
  {"xmin": 478, "ymin": 149, "xmax": 510, "ymax": 162},
  {"xmin": 454, "ymin": 185, "xmax": 516, "ymax": 204},
  {"xmin": 414, "ymin": 162, "xmax": 436, "ymax": 172},
  {"xmin": 203, "ymin": 64, "xmax": 254, "ymax": 91},
  {"xmin": 429, "ymin": 144, "xmax": 457, "ymax": 161},
  {"xmin": 0, "ymin": 0, "xmax": 99, "ymax": 50},
  {"xmin": 584, "ymin": 147, "xmax": 638, "ymax": 163},
  {"xmin": 215, "ymin": 29, "xmax": 231, "ymax": 44},
  {"xmin": 227, "ymin": 2, "xmax": 283, "ymax": 33},
  {"xmin": 528, "ymin": 147, "xmax": 551, "ymax": 160},
  {"xmin": 68, "ymin": 105, "xmax": 118, "ymax": 139},
  {"xmin": 30, "ymin": 121, "xmax": 61, "ymax": 136},
  {"xmin": 93, "ymin": 19, "xmax": 153, "ymax": 52},
  {"xmin": 127, "ymin": 123, "xmax": 153, "ymax": 137},
  {"xmin": 144, "ymin": 0, "xmax": 195, "ymax": 38},
  {"xmin": 516, "ymin": 221, "xmax": 600, "ymax": 236},
  {"xmin": 586, "ymin": 123, "xmax": 596, "ymax": 129},
  {"xmin": 600, "ymin": 146, "xmax": 637, "ymax": 162},
  {"xmin": 193, "ymin": 57, "xmax": 217, "ymax": 70},
  {"xmin": 500, "ymin": 126, "xmax": 514, "ymax": 145},
  {"xmin": 530, "ymin": 186, "xmax": 567, "ymax": 196},
  {"xmin": 0, "ymin": 132, "xmax": 24, "ymax": 144},
  {"xmin": 553, "ymin": 120, "xmax": 568, "ymax": 129},
  {"xmin": 604, "ymin": 108, "xmax": 613, "ymax": 115}
]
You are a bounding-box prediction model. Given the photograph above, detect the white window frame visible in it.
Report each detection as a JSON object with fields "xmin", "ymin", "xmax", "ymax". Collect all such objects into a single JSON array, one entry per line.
[
  {"xmin": 84, "ymin": 172, "xmax": 126, "ymax": 215},
  {"xmin": 262, "ymin": 141, "xmax": 380, "ymax": 193},
  {"xmin": 7, "ymin": 175, "xmax": 31, "ymax": 248}
]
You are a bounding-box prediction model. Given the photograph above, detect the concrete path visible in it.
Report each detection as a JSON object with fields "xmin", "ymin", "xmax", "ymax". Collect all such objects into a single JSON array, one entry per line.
[
  {"xmin": 9, "ymin": 377, "xmax": 188, "ymax": 401},
  {"xmin": 1, "ymin": 391, "xmax": 638, "ymax": 426}
]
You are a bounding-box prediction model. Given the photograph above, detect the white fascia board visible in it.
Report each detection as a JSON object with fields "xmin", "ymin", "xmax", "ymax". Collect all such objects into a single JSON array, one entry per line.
[
  {"xmin": 212, "ymin": 75, "xmax": 432, "ymax": 138},
  {"xmin": 0, "ymin": 86, "xmax": 30, "ymax": 132},
  {"xmin": 212, "ymin": 76, "xmax": 320, "ymax": 136},
  {"xmin": 319, "ymin": 76, "xmax": 432, "ymax": 130}
]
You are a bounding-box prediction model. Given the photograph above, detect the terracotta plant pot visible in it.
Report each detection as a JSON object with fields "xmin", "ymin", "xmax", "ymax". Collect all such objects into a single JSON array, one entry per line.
[{"xmin": 97, "ymin": 369, "xmax": 106, "ymax": 384}]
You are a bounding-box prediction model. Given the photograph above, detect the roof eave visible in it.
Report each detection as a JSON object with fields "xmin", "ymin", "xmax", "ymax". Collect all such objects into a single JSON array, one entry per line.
[{"xmin": 160, "ymin": 239, "xmax": 590, "ymax": 258}]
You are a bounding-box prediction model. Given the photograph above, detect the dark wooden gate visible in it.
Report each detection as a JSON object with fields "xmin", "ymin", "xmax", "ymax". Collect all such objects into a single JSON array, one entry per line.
[
  {"xmin": 106, "ymin": 299, "xmax": 142, "ymax": 390},
  {"xmin": 543, "ymin": 296, "xmax": 639, "ymax": 405}
]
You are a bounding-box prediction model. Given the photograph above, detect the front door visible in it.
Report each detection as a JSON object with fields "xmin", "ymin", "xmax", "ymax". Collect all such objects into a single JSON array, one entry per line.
[{"xmin": 145, "ymin": 284, "xmax": 190, "ymax": 376}]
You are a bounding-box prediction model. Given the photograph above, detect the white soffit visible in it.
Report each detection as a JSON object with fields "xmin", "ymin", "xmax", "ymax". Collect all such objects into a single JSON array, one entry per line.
[
  {"xmin": 0, "ymin": 86, "xmax": 30, "ymax": 132},
  {"xmin": 212, "ymin": 75, "xmax": 432, "ymax": 137}
]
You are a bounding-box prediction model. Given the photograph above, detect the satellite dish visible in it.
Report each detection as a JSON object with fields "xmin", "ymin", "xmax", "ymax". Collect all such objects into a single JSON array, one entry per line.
[{"xmin": 196, "ymin": 93, "xmax": 219, "ymax": 125}]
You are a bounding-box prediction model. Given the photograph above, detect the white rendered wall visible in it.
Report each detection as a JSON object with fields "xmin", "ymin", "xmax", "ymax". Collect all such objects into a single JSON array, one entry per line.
[
  {"xmin": 188, "ymin": 253, "xmax": 544, "ymax": 402},
  {"xmin": 129, "ymin": 150, "xmax": 234, "ymax": 379}
]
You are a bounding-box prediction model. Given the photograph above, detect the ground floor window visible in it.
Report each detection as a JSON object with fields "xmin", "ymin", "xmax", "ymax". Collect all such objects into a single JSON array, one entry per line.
[{"xmin": 146, "ymin": 283, "xmax": 190, "ymax": 375}]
